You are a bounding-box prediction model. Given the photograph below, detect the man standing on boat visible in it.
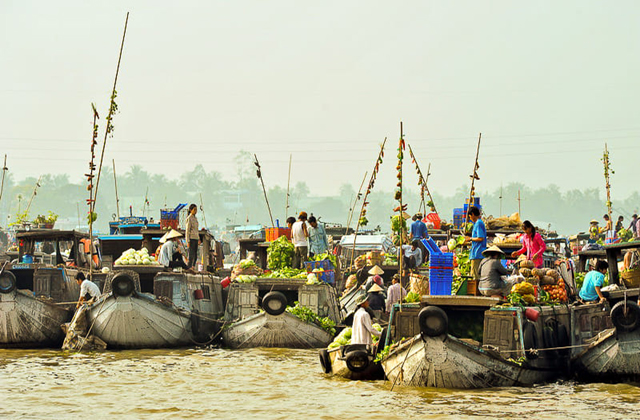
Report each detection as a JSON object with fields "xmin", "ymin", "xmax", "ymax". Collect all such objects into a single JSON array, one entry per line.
[
  {"xmin": 308, "ymin": 215, "xmax": 329, "ymax": 258},
  {"xmin": 386, "ymin": 274, "xmax": 407, "ymax": 313},
  {"xmin": 185, "ymin": 204, "xmax": 200, "ymax": 269},
  {"xmin": 291, "ymin": 212, "xmax": 309, "ymax": 269},
  {"xmin": 351, "ymin": 295, "xmax": 381, "ymax": 345},
  {"xmin": 75, "ymin": 272, "xmax": 101, "ymax": 308},
  {"xmin": 466, "ymin": 206, "xmax": 487, "ymax": 288}
]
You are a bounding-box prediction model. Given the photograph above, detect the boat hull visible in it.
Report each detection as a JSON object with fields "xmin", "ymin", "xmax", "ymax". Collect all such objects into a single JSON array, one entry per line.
[
  {"xmin": 86, "ymin": 294, "xmax": 195, "ymax": 349},
  {"xmin": 223, "ymin": 312, "xmax": 333, "ymax": 349},
  {"xmin": 572, "ymin": 328, "xmax": 640, "ymax": 382},
  {"xmin": 0, "ymin": 290, "xmax": 72, "ymax": 348},
  {"xmin": 382, "ymin": 334, "xmax": 558, "ymax": 389},
  {"xmin": 325, "ymin": 346, "xmax": 384, "ymax": 380}
]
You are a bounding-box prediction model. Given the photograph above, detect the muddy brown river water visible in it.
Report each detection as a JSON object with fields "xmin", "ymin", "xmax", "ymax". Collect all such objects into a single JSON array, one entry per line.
[{"xmin": 1, "ymin": 347, "xmax": 639, "ymax": 419}]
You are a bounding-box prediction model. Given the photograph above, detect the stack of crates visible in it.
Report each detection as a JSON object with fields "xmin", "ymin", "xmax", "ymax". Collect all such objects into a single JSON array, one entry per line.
[
  {"xmin": 265, "ymin": 227, "xmax": 291, "ymax": 242},
  {"xmin": 421, "ymin": 238, "xmax": 454, "ymax": 295},
  {"xmin": 160, "ymin": 203, "xmax": 186, "ymax": 230},
  {"xmin": 463, "ymin": 196, "xmax": 482, "ymax": 213},
  {"xmin": 452, "ymin": 208, "xmax": 465, "ymax": 229},
  {"xmin": 303, "ymin": 260, "xmax": 335, "ymax": 284}
]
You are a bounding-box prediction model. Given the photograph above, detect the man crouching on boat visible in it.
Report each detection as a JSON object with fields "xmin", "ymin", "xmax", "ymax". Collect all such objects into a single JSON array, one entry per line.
[
  {"xmin": 75, "ymin": 272, "xmax": 101, "ymax": 308},
  {"xmin": 352, "ymin": 295, "xmax": 381, "ymax": 345}
]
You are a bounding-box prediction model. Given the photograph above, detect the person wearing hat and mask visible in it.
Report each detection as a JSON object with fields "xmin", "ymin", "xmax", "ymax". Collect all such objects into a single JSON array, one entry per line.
[
  {"xmin": 362, "ymin": 265, "xmax": 385, "ymax": 292},
  {"xmin": 588, "ymin": 219, "xmax": 600, "ymax": 244},
  {"xmin": 291, "ymin": 212, "xmax": 309, "ymax": 269},
  {"xmin": 478, "ymin": 245, "xmax": 514, "ymax": 298},
  {"xmin": 351, "ymin": 294, "xmax": 382, "ymax": 345},
  {"xmin": 158, "ymin": 229, "xmax": 189, "ymax": 270},
  {"xmin": 386, "ymin": 274, "xmax": 407, "ymax": 313},
  {"xmin": 367, "ymin": 283, "xmax": 386, "ymax": 311}
]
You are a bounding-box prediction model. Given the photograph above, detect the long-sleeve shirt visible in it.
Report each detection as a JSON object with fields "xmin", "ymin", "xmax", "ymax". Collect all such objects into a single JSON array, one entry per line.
[
  {"xmin": 402, "ymin": 245, "xmax": 423, "ymax": 267},
  {"xmin": 158, "ymin": 240, "xmax": 177, "ymax": 267},
  {"xmin": 308, "ymin": 223, "xmax": 329, "ymax": 255},
  {"xmin": 513, "ymin": 232, "xmax": 546, "ymax": 268},
  {"xmin": 386, "ymin": 282, "xmax": 407, "ymax": 312},
  {"xmin": 185, "ymin": 214, "xmax": 199, "ymax": 241},
  {"xmin": 478, "ymin": 258, "xmax": 510, "ymax": 291},
  {"xmin": 351, "ymin": 307, "xmax": 381, "ymax": 345}
]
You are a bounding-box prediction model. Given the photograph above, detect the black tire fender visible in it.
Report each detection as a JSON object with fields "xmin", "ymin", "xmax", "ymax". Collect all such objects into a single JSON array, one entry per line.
[
  {"xmin": 0, "ymin": 271, "xmax": 16, "ymax": 294},
  {"xmin": 318, "ymin": 349, "xmax": 332, "ymax": 374},
  {"xmin": 262, "ymin": 291, "xmax": 287, "ymax": 316},
  {"xmin": 523, "ymin": 321, "xmax": 539, "ymax": 360},
  {"xmin": 345, "ymin": 349, "xmax": 370, "ymax": 373},
  {"xmin": 111, "ymin": 273, "xmax": 135, "ymax": 297},
  {"xmin": 418, "ymin": 306, "xmax": 448, "ymax": 338},
  {"xmin": 191, "ymin": 310, "xmax": 201, "ymax": 337},
  {"xmin": 611, "ymin": 300, "xmax": 640, "ymax": 333},
  {"xmin": 543, "ymin": 320, "xmax": 559, "ymax": 358}
]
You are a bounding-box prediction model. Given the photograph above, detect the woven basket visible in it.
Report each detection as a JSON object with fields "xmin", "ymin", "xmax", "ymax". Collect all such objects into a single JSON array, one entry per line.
[{"xmin": 621, "ymin": 269, "xmax": 640, "ymax": 288}]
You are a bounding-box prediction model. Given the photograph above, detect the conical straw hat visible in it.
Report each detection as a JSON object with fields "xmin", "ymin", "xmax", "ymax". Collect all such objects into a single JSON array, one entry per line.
[
  {"xmin": 368, "ymin": 265, "xmax": 384, "ymax": 275},
  {"xmin": 165, "ymin": 229, "xmax": 183, "ymax": 240},
  {"xmin": 368, "ymin": 283, "xmax": 384, "ymax": 293}
]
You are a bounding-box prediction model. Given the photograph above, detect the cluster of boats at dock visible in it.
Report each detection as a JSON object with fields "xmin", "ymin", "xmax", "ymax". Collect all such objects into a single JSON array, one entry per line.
[{"xmin": 2, "ymin": 223, "xmax": 640, "ymax": 391}]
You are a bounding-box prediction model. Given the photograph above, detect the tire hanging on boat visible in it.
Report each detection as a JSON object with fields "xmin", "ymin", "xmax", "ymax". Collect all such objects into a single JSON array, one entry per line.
[
  {"xmin": 610, "ymin": 300, "xmax": 640, "ymax": 333},
  {"xmin": 262, "ymin": 291, "xmax": 287, "ymax": 316},
  {"xmin": 543, "ymin": 319, "xmax": 560, "ymax": 358},
  {"xmin": 111, "ymin": 272, "xmax": 135, "ymax": 297},
  {"xmin": 0, "ymin": 271, "xmax": 16, "ymax": 294},
  {"xmin": 418, "ymin": 306, "xmax": 448, "ymax": 338},
  {"xmin": 345, "ymin": 349, "xmax": 370, "ymax": 373},
  {"xmin": 318, "ymin": 349, "xmax": 332, "ymax": 374},
  {"xmin": 191, "ymin": 309, "xmax": 201, "ymax": 338}
]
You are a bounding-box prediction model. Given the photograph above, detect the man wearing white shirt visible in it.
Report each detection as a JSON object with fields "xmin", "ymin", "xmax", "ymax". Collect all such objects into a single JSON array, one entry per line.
[
  {"xmin": 75, "ymin": 272, "xmax": 101, "ymax": 308},
  {"xmin": 351, "ymin": 295, "xmax": 381, "ymax": 345}
]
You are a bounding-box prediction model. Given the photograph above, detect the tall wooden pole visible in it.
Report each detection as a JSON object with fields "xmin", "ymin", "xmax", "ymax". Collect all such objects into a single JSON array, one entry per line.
[
  {"xmin": 199, "ymin": 192, "xmax": 208, "ymax": 228},
  {"xmin": 603, "ymin": 143, "xmax": 613, "ymax": 235},
  {"xmin": 345, "ymin": 171, "xmax": 368, "ymax": 234},
  {"xmin": 350, "ymin": 139, "xmax": 387, "ymax": 269},
  {"xmin": 517, "ymin": 190, "xmax": 521, "ymax": 216},
  {"xmin": 398, "ymin": 123, "xmax": 404, "ymax": 280},
  {"xmin": 0, "ymin": 155, "xmax": 8, "ymax": 204},
  {"xmin": 408, "ymin": 145, "xmax": 437, "ymax": 215},
  {"xmin": 254, "ymin": 154, "xmax": 275, "ymax": 227},
  {"xmin": 24, "ymin": 176, "xmax": 42, "ymax": 219},
  {"xmin": 112, "ymin": 159, "xmax": 120, "ymax": 220},
  {"xmin": 464, "ymin": 133, "xmax": 482, "ymax": 228},
  {"xmin": 285, "ymin": 154, "xmax": 292, "ymax": 218}
]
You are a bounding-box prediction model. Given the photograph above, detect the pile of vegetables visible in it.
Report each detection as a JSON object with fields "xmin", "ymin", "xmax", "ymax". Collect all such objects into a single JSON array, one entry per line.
[
  {"xmin": 114, "ymin": 248, "xmax": 158, "ymax": 266},
  {"xmin": 508, "ymin": 282, "xmax": 536, "ymax": 306},
  {"xmin": 617, "ymin": 228, "xmax": 634, "ymax": 242},
  {"xmin": 311, "ymin": 252, "xmax": 337, "ymax": 267},
  {"xmin": 235, "ymin": 275, "xmax": 258, "ymax": 283},
  {"xmin": 231, "ymin": 259, "xmax": 263, "ymax": 279},
  {"xmin": 404, "ymin": 291, "xmax": 420, "ymax": 303},
  {"xmin": 286, "ymin": 302, "xmax": 336, "ymax": 335},
  {"xmin": 541, "ymin": 279, "xmax": 568, "ymax": 302},
  {"xmin": 267, "ymin": 236, "xmax": 295, "ymax": 269},
  {"xmin": 260, "ymin": 268, "xmax": 307, "ymax": 279},
  {"xmin": 327, "ymin": 324, "xmax": 383, "ymax": 349},
  {"xmin": 382, "ymin": 252, "xmax": 398, "ymax": 266}
]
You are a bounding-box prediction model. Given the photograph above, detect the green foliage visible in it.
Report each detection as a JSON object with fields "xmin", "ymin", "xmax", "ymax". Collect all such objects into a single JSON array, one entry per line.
[
  {"xmin": 312, "ymin": 252, "xmax": 337, "ymax": 267},
  {"xmin": 390, "ymin": 215, "xmax": 406, "ymax": 233},
  {"xmin": 267, "ymin": 236, "xmax": 294, "ymax": 269},
  {"xmin": 286, "ymin": 302, "xmax": 336, "ymax": 335},
  {"xmin": 404, "ymin": 291, "xmax": 421, "ymax": 303},
  {"xmin": 261, "ymin": 268, "xmax": 307, "ymax": 279}
]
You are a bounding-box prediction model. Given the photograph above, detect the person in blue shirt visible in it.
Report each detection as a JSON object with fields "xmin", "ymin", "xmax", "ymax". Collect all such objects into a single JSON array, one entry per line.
[
  {"xmin": 579, "ymin": 260, "xmax": 609, "ymax": 303},
  {"xmin": 465, "ymin": 206, "xmax": 487, "ymax": 285},
  {"xmin": 410, "ymin": 213, "xmax": 429, "ymax": 241}
]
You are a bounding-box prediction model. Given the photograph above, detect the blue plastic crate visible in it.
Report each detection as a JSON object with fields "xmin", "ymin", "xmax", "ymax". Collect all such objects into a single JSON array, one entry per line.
[
  {"xmin": 321, "ymin": 270, "xmax": 335, "ymax": 284},
  {"xmin": 421, "ymin": 238, "xmax": 442, "ymax": 255},
  {"xmin": 304, "ymin": 260, "xmax": 334, "ymax": 272},
  {"xmin": 429, "ymin": 279, "xmax": 453, "ymax": 295}
]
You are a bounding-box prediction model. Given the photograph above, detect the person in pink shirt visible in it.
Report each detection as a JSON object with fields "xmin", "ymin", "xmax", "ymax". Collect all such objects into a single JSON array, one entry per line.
[{"xmin": 510, "ymin": 220, "xmax": 546, "ymax": 268}]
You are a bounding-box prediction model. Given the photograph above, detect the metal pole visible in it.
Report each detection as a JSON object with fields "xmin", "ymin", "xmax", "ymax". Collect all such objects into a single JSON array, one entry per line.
[
  {"xmin": 464, "ymin": 133, "xmax": 482, "ymax": 227},
  {"xmin": 0, "ymin": 155, "xmax": 7, "ymax": 204},
  {"xmin": 398, "ymin": 123, "xmax": 404, "ymax": 282},
  {"xmin": 199, "ymin": 192, "xmax": 208, "ymax": 228},
  {"xmin": 285, "ymin": 154, "xmax": 292, "ymax": 217},
  {"xmin": 345, "ymin": 171, "xmax": 368, "ymax": 234},
  {"xmin": 254, "ymin": 154, "xmax": 275, "ymax": 227}
]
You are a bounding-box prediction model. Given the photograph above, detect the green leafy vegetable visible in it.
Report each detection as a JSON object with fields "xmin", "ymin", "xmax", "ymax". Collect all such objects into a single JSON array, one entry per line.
[{"xmin": 267, "ymin": 236, "xmax": 295, "ymax": 270}]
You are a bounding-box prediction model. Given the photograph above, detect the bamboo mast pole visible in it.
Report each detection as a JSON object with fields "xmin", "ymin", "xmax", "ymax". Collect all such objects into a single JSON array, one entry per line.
[
  {"xmin": 408, "ymin": 145, "xmax": 437, "ymax": 215},
  {"xmin": 463, "ymin": 133, "xmax": 482, "ymax": 228},
  {"xmin": 112, "ymin": 159, "xmax": 120, "ymax": 220},
  {"xmin": 603, "ymin": 143, "xmax": 613, "ymax": 237},
  {"xmin": 24, "ymin": 176, "xmax": 42, "ymax": 219},
  {"xmin": 199, "ymin": 192, "xmax": 208, "ymax": 228},
  {"xmin": 397, "ymin": 123, "xmax": 404, "ymax": 281},
  {"xmin": 253, "ymin": 154, "xmax": 275, "ymax": 227},
  {"xmin": 349, "ymin": 139, "xmax": 387, "ymax": 270},
  {"xmin": 345, "ymin": 171, "xmax": 368, "ymax": 234},
  {"xmin": 0, "ymin": 155, "xmax": 8, "ymax": 204},
  {"xmin": 92, "ymin": 12, "xmax": 129, "ymax": 208},
  {"xmin": 285, "ymin": 154, "xmax": 292, "ymax": 218},
  {"xmin": 87, "ymin": 104, "xmax": 100, "ymax": 282}
]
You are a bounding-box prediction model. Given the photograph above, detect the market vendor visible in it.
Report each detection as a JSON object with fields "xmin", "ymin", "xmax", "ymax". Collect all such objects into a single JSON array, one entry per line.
[
  {"xmin": 401, "ymin": 240, "xmax": 423, "ymax": 270},
  {"xmin": 410, "ymin": 213, "xmax": 428, "ymax": 241},
  {"xmin": 308, "ymin": 216, "xmax": 329, "ymax": 257},
  {"xmin": 588, "ymin": 219, "xmax": 600, "ymax": 244},
  {"xmin": 579, "ymin": 260, "xmax": 609, "ymax": 304},
  {"xmin": 75, "ymin": 272, "xmax": 101, "ymax": 308},
  {"xmin": 367, "ymin": 283, "xmax": 386, "ymax": 314},
  {"xmin": 478, "ymin": 245, "xmax": 514, "ymax": 298},
  {"xmin": 466, "ymin": 206, "xmax": 487, "ymax": 283},
  {"xmin": 291, "ymin": 212, "xmax": 309, "ymax": 269},
  {"xmin": 385, "ymin": 274, "xmax": 407, "ymax": 313},
  {"xmin": 158, "ymin": 229, "xmax": 189, "ymax": 270},
  {"xmin": 510, "ymin": 220, "xmax": 546, "ymax": 268},
  {"xmin": 351, "ymin": 295, "xmax": 381, "ymax": 345}
]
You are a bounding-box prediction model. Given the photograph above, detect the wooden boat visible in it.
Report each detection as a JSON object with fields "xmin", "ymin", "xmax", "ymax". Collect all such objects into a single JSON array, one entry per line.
[
  {"xmin": 84, "ymin": 268, "xmax": 224, "ymax": 349},
  {"xmin": 380, "ymin": 296, "xmax": 571, "ymax": 389},
  {"xmin": 222, "ymin": 278, "xmax": 340, "ymax": 349},
  {"xmin": 319, "ymin": 344, "xmax": 385, "ymax": 380},
  {"xmin": 0, "ymin": 230, "xmax": 95, "ymax": 348}
]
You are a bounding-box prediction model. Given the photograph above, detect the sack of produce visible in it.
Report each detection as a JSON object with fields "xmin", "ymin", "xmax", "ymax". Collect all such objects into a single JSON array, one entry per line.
[
  {"xmin": 540, "ymin": 275, "xmax": 557, "ymax": 285},
  {"xmin": 520, "ymin": 260, "xmax": 535, "ymax": 269},
  {"xmin": 410, "ymin": 274, "xmax": 429, "ymax": 296},
  {"xmin": 519, "ymin": 268, "xmax": 532, "ymax": 277},
  {"xmin": 512, "ymin": 281, "xmax": 534, "ymax": 296},
  {"xmin": 545, "ymin": 269, "xmax": 560, "ymax": 280}
]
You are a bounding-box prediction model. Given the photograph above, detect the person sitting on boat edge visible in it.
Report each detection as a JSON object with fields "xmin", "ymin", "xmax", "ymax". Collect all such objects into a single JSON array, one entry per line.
[
  {"xmin": 385, "ymin": 274, "xmax": 407, "ymax": 313},
  {"xmin": 401, "ymin": 240, "xmax": 423, "ymax": 271},
  {"xmin": 478, "ymin": 246, "xmax": 515, "ymax": 298},
  {"xmin": 351, "ymin": 295, "xmax": 381, "ymax": 346},
  {"xmin": 75, "ymin": 272, "xmax": 101, "ymax": 308},
  {"xmin": 579, "ymin": 260, "xmax": 609, "ymax": 304},
  {"xmin": 158, "ymin": 229, "xmax": 189, "ymax": 271}
]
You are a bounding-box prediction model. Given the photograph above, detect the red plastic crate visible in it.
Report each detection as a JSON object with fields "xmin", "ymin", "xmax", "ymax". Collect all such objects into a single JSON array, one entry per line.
[{"xmin": 266, "ymin": 227, "xmax": 291, "ymax": 242}]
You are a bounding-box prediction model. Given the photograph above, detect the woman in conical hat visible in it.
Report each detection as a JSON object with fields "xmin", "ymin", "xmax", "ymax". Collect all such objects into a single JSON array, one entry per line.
[{"xmin": 368, "ymin": 265, "xmax": 384, "ymax": 275}]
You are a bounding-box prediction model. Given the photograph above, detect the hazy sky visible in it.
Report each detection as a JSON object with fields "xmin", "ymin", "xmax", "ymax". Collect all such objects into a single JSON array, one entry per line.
[{"xmin": 1, "ymin": 1, "xmax": 639, "ymax": 202}]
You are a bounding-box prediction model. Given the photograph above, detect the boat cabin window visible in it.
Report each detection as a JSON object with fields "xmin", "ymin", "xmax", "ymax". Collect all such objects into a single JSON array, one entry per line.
[
  {"xmin": 201, "ymin": 285, "xmax": 211, "ymax": 300},
  {"xmin": 138, "ymin": 273, "xmax": 155, "ymax": 294}
]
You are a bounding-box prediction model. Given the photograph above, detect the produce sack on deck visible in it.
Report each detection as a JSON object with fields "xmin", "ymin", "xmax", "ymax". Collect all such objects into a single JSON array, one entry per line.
[
  {"xmin": 409, "ymin": 274, "xmax": 429, "ymax": 296},
  {"xmin": 231, "ymin": 259, "xmax": 263, "ymax": 280},
  {"xmin": 62, "ymin": 305, "xmax": 107, "ymax": 351}
]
